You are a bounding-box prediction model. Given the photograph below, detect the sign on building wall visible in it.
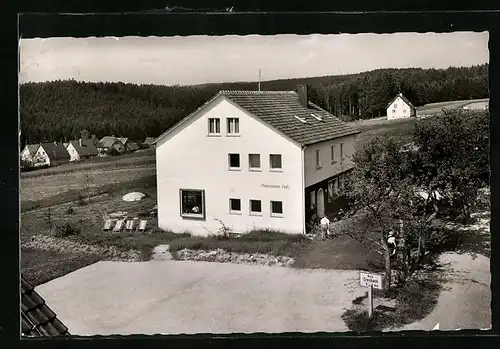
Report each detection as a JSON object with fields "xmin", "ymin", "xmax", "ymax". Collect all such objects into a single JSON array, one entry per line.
[{"xmin": 261, "ymin": 184, "xmax": 290, "ymax": 189}]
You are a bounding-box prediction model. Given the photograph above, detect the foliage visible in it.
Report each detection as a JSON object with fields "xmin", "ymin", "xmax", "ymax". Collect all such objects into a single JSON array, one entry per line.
[
  {"xmin": 20, "ymin": 64, "xmax": 488, "ymax": 144},
  {"xmin": 53, "ymin": 222, "xmax": 80, "ymax": 238},
  {"xmin": 341, "ymin": 277, "xmax": 441, "ymax": 331},
  {"xmin": 341, "ymin": 110, "xmax": 489, "ymax": 286}
]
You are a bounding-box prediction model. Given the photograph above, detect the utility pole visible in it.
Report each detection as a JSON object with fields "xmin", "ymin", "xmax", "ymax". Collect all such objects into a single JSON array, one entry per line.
[{"xmin": 258, "ymin": 68, "xmax": 261, "ymax": 91}]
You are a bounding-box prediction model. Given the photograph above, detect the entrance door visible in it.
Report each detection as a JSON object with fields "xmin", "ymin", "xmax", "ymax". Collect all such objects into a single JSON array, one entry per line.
[{"xmin": 317, "ymin": 188, "xmax": 325, "ymax": 218}]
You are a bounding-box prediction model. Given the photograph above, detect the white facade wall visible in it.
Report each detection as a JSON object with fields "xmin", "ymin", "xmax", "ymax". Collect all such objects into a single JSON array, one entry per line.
[
  {"xmin": 156, "ymin": 97, "xmax": 305, "ymax": 236},
  {"xmin": 66, "ymin": 143, "xmax": 80, "ymax": 162},
  {"xmin": 386, "ymin": 96, "xmax": 414, "ymax": 120},
  {"xmin": 303, "ymin": 134, "xmax": 357, "ymax": 188},
  {"xmin": 21, "ymin": 147, "xmax": 31, "ymax": 162},
  {"xmin": 33, "ymin": 147, "xmax": 51, "ymax": 167}
]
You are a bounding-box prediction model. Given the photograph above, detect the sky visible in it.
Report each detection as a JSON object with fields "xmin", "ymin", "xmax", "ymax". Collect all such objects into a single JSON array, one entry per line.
[{"xmin": 19, "ymin": 32, "xmax": 489, "ymax": 86}]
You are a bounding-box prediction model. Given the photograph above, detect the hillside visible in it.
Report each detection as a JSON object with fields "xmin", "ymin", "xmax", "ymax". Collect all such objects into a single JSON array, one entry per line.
[{"xmin": 20, "ymin": 64, "xmax": 488, "ymax": 145}]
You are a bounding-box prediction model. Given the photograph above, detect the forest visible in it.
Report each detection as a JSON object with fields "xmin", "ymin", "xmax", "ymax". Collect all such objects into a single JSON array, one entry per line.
[{"xmin": 20, "ymin": 64, "xmax": 488, "ymax": 145}]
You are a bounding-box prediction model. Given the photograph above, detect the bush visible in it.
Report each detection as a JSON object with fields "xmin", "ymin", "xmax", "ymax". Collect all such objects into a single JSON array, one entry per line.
[
  {"xmin": 77, "ymin": 195, "xmax": 86, "ymax": 206},
  {"xmin": 243, "ymin": 229, "xmax": 308, "ymax": 243},
  {"xmin": 66, "ymin": 207, "xmax": 75, "ymax": 215},
  {"xmin": 54, "ymin": 223, "xmax": 80, "ymax": 238}
]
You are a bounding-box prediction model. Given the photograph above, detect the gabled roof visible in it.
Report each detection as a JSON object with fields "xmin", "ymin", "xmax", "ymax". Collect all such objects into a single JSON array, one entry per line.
[
  {"xmin": 68, "ymin": 139, "xmax": 98, "ymax": 157},
  {"xmin": 24, "ymin": 144, "xmax": 40, "ymax": 156},
  {"xmin": 143, "ymin": 137, "xmax": 156, "ymax": 145},
  {"xmin": 156, "ymin": 90, "xmax": 360, "ymax": 146},
  {"xmin": 21, "ymin": 275, "xmax": 70, "ymax": 337},
  {"xmin": 386, "ymin": 93, "xmax": 416, "ymax": 109},
  {"xmin": 98, "ymin": 136, "xmax": 121, "ymax": 148},
  {"xmin": 117, "ymin": 137, "xmax": 128, "ymax": 145},
  {"xmin": 39, "ymin": 142, "xmax": 70, "ymax": 161}
]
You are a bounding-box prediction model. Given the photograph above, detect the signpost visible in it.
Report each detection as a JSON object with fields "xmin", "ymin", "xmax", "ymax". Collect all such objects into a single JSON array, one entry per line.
[{"xmin": 359, "ymin": 271, "xmax": 384, "ymax": 318}]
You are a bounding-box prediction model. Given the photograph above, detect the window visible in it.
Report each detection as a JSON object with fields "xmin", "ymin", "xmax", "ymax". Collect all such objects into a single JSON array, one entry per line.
[
  {"xmin": 330, "ymin": 145, "xmax": 336, "ymax": 163},
  {"xmin": 208, "ymin": 118, "xmax": 221, "ymax": 135},
  {"xmin": 393, "ymin": 109, "xmax": 396, "ymax": 114},
  {"xmin": 338, "ymin": 175, "xmax": 345, "ymax": 193},
  {"xmin": 271, "ymin": 201, "xmax": 283, "ymax": 216},
  {"xmin": 328, "ymin": 180, "xmax": 334, "ymax": 203},
  {"xmin": 227, "ymin": 118, "xmax": 240, "ymax": 134},
  {"xmin": 340, "ymin": 143, "xmax": 344, "ymax": 159},
  {"xmin": 250, "ymin": 199, "xmax": 262, "ymax": 215},
  {"xmin": 229, "ymin": 198, "xmax": 241, "ymax": 213},
  {"xmin": 249, "ymin": 154, "xmax": 261, "ymax": 170},
  {"xmin": 228, "ymin": 153, "xmax": 241, "ymax": 170},
  {"xmin": 269, "ymin": 154, "xmax": 282, "ymax": 170},
  {"xmin": 394, "ymin": 103, "xmax": 398, "ymax": 108},
  {"xmin": 316, "ymin": 149, "xmax": 322, "ymax": 169},
  {"xmin": 310, "ymin": 191, "xmax": 316, "ymax": 209},
  {"xmin": 180, "ymin": 189, "xmax": 205, "ymax": 219},
  {"xmin": 403, "ymin": 109, "xmax": 407, "ymax": 113}
]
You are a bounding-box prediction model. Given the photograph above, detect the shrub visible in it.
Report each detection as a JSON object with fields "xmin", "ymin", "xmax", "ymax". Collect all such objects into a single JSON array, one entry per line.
[
  {"xmin": 54, "ymin": 223, "xmax": 80, "ymax": 238},
  {"xmin": 77, "ymin": 195, "xmax": 86, "ymax": 206},
  {"xmin": 66, "ymin": 207, "xmax": 75, "ymax": 215}
]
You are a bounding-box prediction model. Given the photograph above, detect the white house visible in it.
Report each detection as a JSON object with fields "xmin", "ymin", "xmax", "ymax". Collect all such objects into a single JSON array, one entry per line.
[
  {"xmin": 66, "ymin": 139, "xmax": 98, "ymax": 162},
  {"xmin": 32, "ymin": 142, "xmax": 70, "ymax": 167},
  {"xmin": 155, "ymin": 85, "xmax": 360, "ymax": 236},
  {"xmin": 20, "ymin": 144, "xmax": 40, "ymax": 163},
  {"xmin": 386, "ymin": 92, "xmax": 416, "ymax": 120}
]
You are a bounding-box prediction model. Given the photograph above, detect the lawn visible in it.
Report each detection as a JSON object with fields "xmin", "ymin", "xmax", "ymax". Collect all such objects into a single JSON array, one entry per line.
[
  {"xmin": 20, "ymin": 166, "xmax": 156, "ymax": 204},
  {"xmin": 416, "ymin": 98, "xmax": 489, "ymax": 116},
  {"xmin": 355, "ymin": 118, "xmax": 417, "ymax": 148},
  {"xmin": 21, "ymin": 149, "xmax": 155, "ymax": 178}
]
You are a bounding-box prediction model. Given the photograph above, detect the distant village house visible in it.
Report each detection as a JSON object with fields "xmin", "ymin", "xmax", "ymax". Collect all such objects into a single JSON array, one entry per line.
[
  {"xmin": 66, "ymin": 138, "xmax": 99, "ymax": 162},
  {"xmin": 20, "ymin": 144, "xmax": 40, "ymax": 164},
  {"xmin": 386, "ymin": 92, "xmax": 416, "ymax": 120},
  {"xmin": 97, "ymin": 136, "xmax": 126, "ymax": 156},
  {"xmin": 32, "ymin": 142, "xmax": 70, "ymax": 167}
]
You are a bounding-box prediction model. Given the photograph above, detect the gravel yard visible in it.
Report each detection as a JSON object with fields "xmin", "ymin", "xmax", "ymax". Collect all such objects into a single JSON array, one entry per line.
[{"xmin": 37, "ymin": 260, "xmax": 366, "ymax": 336}]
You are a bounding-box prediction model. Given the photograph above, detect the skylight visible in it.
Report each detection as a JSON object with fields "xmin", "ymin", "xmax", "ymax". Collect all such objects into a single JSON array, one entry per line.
[
  {"xmin": 311, "ymin": 113, "xmax": 323, "ymax": 121},
  {"xmin": 294, "ymin": 115, "xmax": 307, "ymax": 123}
]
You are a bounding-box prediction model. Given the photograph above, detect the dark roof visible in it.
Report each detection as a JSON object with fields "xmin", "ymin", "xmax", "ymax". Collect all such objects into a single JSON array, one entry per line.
[
  {"xmin": 220, "ymin": 91, "xmax": 360, "ymax": 145},
  {"xmin": 386, "ymin": 93, "xmax": 416, "ymax": 109},
  {"xmin": 39, "ymin": 142, "xmax": 70, "ymax": 161},
  {"xmin": 68, "ymin": 139, "xmax": 98, "ymax": 157},
  {"xmin": 21, "ymin": 275, "xmax": 70, "ymax": 337},
  {"xmin": 143, "ymin": 137, "xmax": 156, "ymax": 145},
  {"xmin": 156, "ymin": 90, "xmax": 360, "ymax": 146},
  {"xmin": 98, "ymin": 136, "xmax": 120, "ymax": 148},
  {"xmin": 127, "ymin": 142, "xmax": 140, "ymax": 151}
]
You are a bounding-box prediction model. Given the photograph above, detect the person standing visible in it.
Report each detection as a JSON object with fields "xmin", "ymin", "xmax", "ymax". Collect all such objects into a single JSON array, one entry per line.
[{"xmin": 320, "ymin": 216, "xmax": 331, "ymax": 240}]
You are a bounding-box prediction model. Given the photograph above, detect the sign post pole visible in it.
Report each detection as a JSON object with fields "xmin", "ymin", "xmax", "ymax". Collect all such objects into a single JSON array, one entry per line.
[
  {"xmin": 368, "ymin": 285, "xmax": 373, "ymax": 318},
  {"xmin": 359, "ymin": 271, "xmax": 383, "ymax": 319}
]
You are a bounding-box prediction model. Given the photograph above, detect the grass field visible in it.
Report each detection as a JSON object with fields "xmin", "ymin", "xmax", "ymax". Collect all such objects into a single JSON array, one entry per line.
[
  {"xmin": 416, "ymin": 98, "xmax": 489, "ymax": 116},
  {"xmin": 21, "ymin": 149, "xmax": 155, "ymax": 178}
]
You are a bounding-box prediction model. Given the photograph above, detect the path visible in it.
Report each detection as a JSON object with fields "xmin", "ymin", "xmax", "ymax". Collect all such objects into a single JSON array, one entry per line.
[{"xmin": 397, "ymin": 251, "xmax": 491, "ymax": 331}]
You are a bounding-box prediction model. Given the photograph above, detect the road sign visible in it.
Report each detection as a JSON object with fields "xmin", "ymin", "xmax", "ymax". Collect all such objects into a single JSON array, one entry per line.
[
  {"xmin": 359, "ymin": 272, "xmax": 384, "ymax": 290},
  {"xmin": 359, "ymin": 271, "xmax": 384, "ymax": 319}
]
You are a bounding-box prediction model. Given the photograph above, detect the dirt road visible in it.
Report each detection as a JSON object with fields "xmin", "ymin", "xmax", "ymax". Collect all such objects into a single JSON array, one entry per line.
[
  {"xmin": 37, "ymin": 260, "xmax": 366, "ymax": 336},
  {"xmin": 396, "ymin": 251, "xmax": 491, "ymax": 331}
]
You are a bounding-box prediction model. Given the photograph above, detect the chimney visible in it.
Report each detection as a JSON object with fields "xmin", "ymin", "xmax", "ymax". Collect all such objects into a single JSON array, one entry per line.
[
  {"xmin": 297, "ymin": 85, "xmax": 308, "ymax": 108},
  {"xmin": 79, "ymin": 139, "xmax": 82, "ymax": 147}
]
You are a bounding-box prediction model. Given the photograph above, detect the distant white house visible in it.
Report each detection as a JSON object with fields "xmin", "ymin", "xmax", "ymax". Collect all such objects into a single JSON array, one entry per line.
[
  {"xmin": 386, "ymin": 93, "xmax": 416, "ymax": 120},
  {"xmin": 32, "ymin": 142, "xmax": 70, "ymax": 167},
  {"xmin": 20, "ymin": 144, "xmax": 40, "ymax": 163},
  {"xmin": 155, "ymin": 85, "xmax": 360, "ymax": 236},
  {"xmin": 66, "ymin": 139, "xmax": 99, "ymax": 162}
]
